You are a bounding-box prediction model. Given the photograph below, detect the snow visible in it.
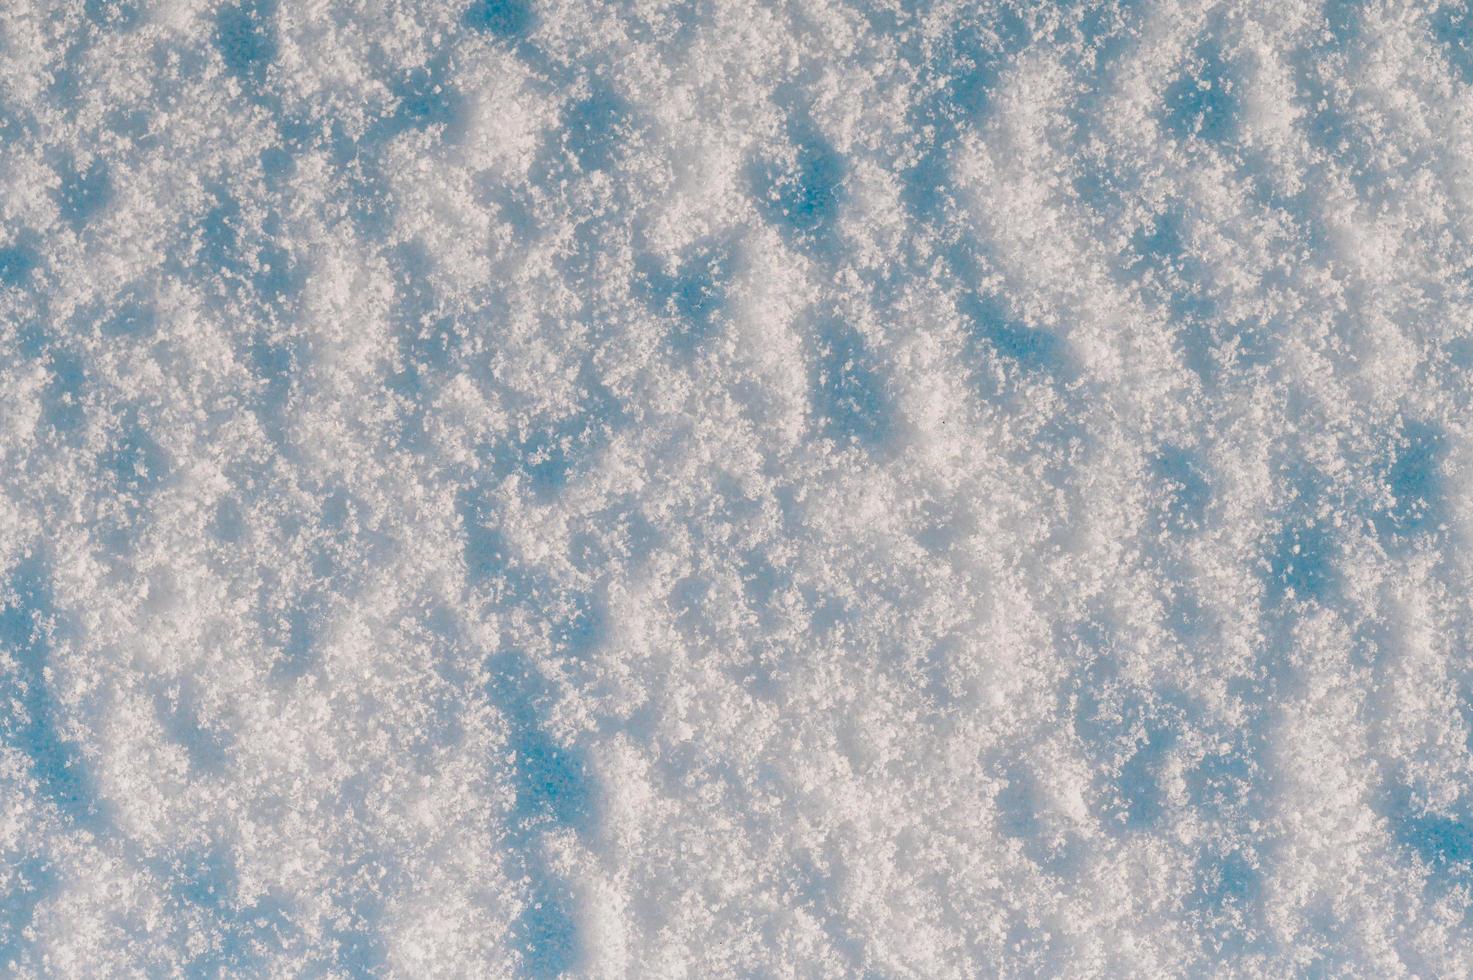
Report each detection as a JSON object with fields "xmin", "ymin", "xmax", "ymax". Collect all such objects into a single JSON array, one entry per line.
[{"xmin": 4, "ymin": 0, "xmax": 1473, "ymax": 975}]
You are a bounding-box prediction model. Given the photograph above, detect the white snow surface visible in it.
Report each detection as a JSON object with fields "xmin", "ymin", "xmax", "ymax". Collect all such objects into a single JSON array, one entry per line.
[{"xmin": 4, "ymin": 0, "xmax": 1473, "ymax": 975}]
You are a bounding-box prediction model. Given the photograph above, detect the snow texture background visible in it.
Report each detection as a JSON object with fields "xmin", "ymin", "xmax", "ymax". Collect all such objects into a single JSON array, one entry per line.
[{"xmin": 3, "ymin": 0, "xmax": 1473, "ymax": 975}]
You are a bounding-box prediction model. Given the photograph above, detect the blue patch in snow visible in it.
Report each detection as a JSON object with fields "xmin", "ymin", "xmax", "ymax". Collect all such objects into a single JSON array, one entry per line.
[
  {"xmin": 512, "ymin": 727, "xmax": 594, "ymax": 830},
  {"xmin": 84, "ymin": 0, "xmax": 143, "ymax": 30},
  {"xmin": 1373, "ymin": 419, "xmax": 1446, "ymax": 541},
  {"xmin": 0, "ymin": 856, "xmax": 53, "ymax": 971},
  {"xmin": 103, "ymin": 414, "xmax": 169, "ymax": 497},
  {"xmin": 559, "ymin": 79, "xmax": 632, "ymax": 174},
  {"xmin": 752, "ymin": 114, "xmax": 846, "ymax": 246},
  {"xmin": 215, "ymin": 0, "xmax": 278, "ymax": 90},
  {"xmin": 1432, "ymin": 2, "xmax": 1473, "ymax": 83},
  {"xmin": 485, "ymin": 651, "xmax": 593, "ymax": 975},
  {"xmin": 486, "ymin": 654, "xmax": 595, "ymax": 833},
  {"xmin": 100, "ymin": 291, "xmax": 157, "ymax": 339},
  {"xmin": 634, "ymin": 241, "xmax": 730, "ymax": 355},
  {"xmin": 1154, "ymin": 446, "xmax": 1211, "ymax": 533},
  {"xmin": 1116, "ymin": 721, "xmax": 1176, "ymax": 829},
  {"xmin": 961, "ymin": 291, "xmax": 1069, "ymax": 379},
  {"xmin": 1188, "ymin": 746, "xmax": 1257, "ymax": 821},
  {"xmin": 1162, "ymin": 42, "xmax": 1238, "ymax": 145},
  {"xmin": 1387, "ymin": 787, "xmax": 1473, "ymax": 889},
  {"xmin": 466, "ymin": 0, "xmax": 534, "ymax": 39},
  {"xmin": 1264, "ymin": 520, "xmax": 1337, "ymax": 605},
  {"xmin": 55, "ymin": 159, "xmax": 111, "ymax": 230},
  {"xmin": 157, "ymin": 692, "xmax": 232, "ymax": 775},
  {"xmin": 0, "ymin": 237, "xmax": 40, "ymax": 290},
  {"xmin": 554, "ymin": 592, "xmax": 606, "ymax": 658},
  {"xmin": 1, "ymin": 557, "xmax": 103, "ymax": 827},
  {"xmin": 41, "ymin": 349, "xmax": 86, "ymax": 436},
  {"xmin": 513, "ymin": 883, "xmax": 580, "ymax": 978},
  {"xmin": 196, "ymin": 192, "xmax": 302, "ymax": 308},
  {"xmin": 388, "ymin": 56, "xmax": 463, "ymax": 137},
  {"xmin": 810, "ymin": 321, "xmax": 892, "ymax": 450},
  {"xmin": 1189, "ymin": 848, "xmax": 1264, "ymax": 956}
]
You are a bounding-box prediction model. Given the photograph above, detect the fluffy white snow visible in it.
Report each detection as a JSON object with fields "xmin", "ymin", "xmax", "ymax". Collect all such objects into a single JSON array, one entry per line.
[{"xmin": 4, "ymin": 0, "xmax": 1473, "ymax": 975}]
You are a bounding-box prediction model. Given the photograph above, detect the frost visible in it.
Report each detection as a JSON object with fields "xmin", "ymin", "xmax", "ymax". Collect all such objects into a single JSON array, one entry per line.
[{"xmin": 4, "ymin": 0, "xmax": 1473, "ymax": 976}]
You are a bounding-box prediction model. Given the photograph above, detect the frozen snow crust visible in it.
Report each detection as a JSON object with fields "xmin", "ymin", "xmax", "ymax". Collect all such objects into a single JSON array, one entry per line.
[{"xmin": 4, "ymin": 0, "xmax": 1473, "ymax": 975}]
